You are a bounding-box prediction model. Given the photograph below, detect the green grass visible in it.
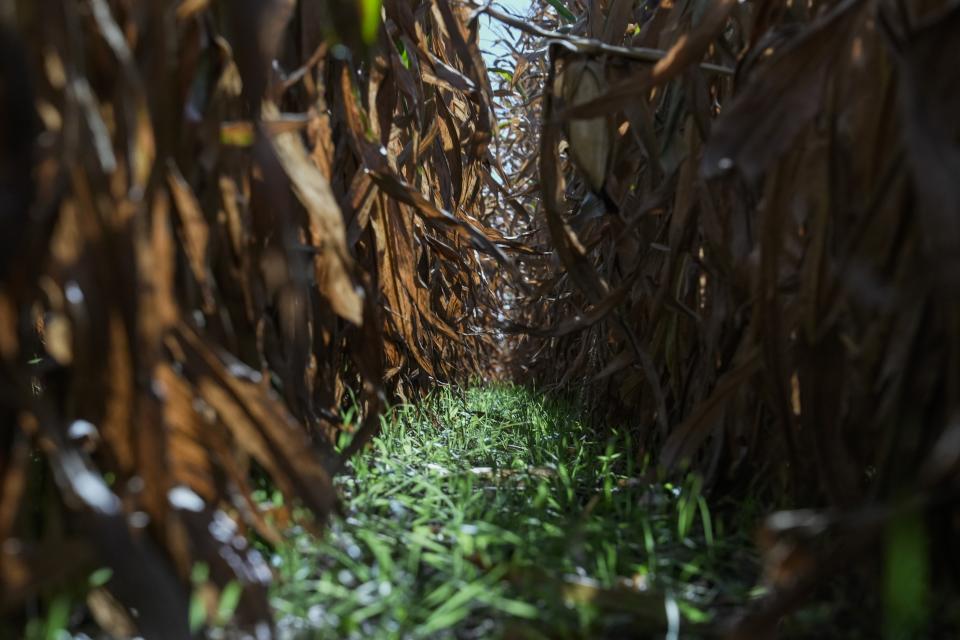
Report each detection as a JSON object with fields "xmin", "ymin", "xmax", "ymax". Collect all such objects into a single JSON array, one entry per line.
[{"xmin": 267, "ymin": 385, "xmax": 758, "ymax": 639}]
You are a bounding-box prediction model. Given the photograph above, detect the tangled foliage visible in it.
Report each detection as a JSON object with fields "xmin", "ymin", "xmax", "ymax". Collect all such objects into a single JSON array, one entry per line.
[
  {"xmin": 2, "ymin": 0, "xmax": 960, "ymax": 635},
  {"xmin": 490, "ymin": 0, "xmax": 960, "ymax": 633},
  {"xmin": 0, "ymin": 0, "xmax": 511, "ymax": 634}
]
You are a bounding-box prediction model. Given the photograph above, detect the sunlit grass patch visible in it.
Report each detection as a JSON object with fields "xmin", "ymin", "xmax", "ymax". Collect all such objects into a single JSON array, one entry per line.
[{"xmin": 267, "ymin": 385, "xmax": 757, "ymax": 638}]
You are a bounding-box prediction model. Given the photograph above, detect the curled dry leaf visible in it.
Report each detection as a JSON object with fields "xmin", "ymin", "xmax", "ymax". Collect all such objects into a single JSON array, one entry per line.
[
  {"xmin": 560, "ymin": 59, "xmax": 611, "ymax": 192},
  {"xmin": 269, "ymin": 106, "xmax": 364, "ymax": 326},
  {"xmin": 42, "ymin": 313, "xmax": 73, "ymax": 365}
]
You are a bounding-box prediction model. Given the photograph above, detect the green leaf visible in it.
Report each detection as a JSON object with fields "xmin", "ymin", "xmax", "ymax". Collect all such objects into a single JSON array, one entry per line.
[
  {"xmin": 884, "ymin": 509, "xmax": 929, "ymax": 639},
  {"xmin": 216, "ymin": 581, "xmax": 243, "ymax": 626},
  {"xmin": 189, "ymin": 591, "xmax": 208, "ymax": 634},
  {"xmin": 43, "ymin": 594, "xmax": 72, "ymax": 640},
  {"xmin": 88, "ymin": 567, "xmax": 113, "ymax": 588},
  {"xmin": 545, "ymin": 0, "xmax": 576, "ymax": 23},
  {"xmin": 697, "ymin": 496, "xmax": 714, "ymax": 547},
  {"xmin": 361, "ymin": 0, "xmax": 382, "ymax": 45},
  {"xmin": 678, "ymin": 601, "xmax": 713, "ymax": 624},
  {"xmin": 490, "ymin": 596, "xmax": 540, "ymax": 619},
  {"xmin": 190, "ymin": 562, "xmax": 210, "ymax": 584}
]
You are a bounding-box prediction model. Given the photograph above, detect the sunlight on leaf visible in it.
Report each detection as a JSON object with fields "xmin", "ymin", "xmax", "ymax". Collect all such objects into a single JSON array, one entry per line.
[{"xmin": 361, "ymin": 0, "xmax": 382, "ymax": 45}]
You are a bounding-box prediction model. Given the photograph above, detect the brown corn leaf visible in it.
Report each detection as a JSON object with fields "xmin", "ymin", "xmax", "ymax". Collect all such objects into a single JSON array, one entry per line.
[
  {"xmin": 702, "ymin": 0, "xmax": 867, "ymax": 179},
  {"xmin": 268, "ymin": 105, "xmax": 364, "ymax": 326},
  {"xmin": 561, "ymin": 59, "xmax": 611, "ymax": 192}
]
